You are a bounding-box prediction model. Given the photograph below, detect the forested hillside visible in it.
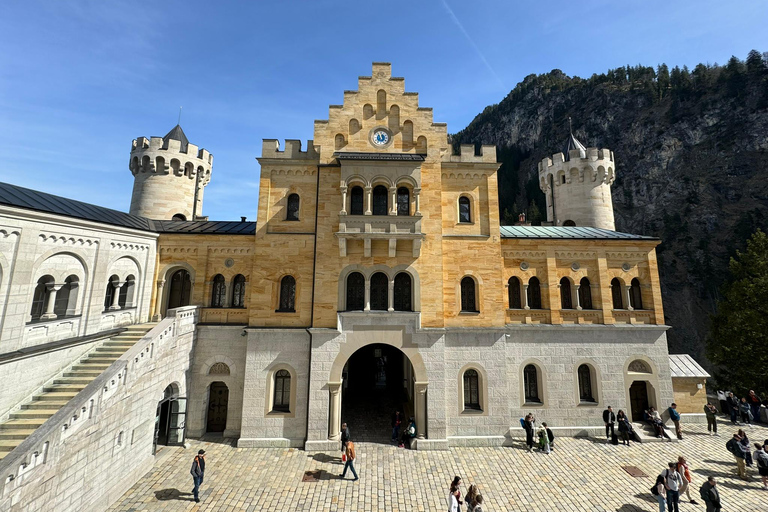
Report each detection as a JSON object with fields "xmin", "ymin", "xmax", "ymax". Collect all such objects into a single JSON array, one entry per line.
[{"xmin": 452, "ymin": 50, "xmax": 768, "ymax": 364}]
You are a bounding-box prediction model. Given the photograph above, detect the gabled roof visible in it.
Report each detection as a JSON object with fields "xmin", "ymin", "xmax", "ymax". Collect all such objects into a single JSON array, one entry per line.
[
  {"xmin": 154, "ymin": 220, "xmax": 256, "ymax": 235},
  {"xmin": 162, "ymin": 124, "xmax": 189, "ymax": 153},
  {"xmin": 669, "ymin": 354, "xmax": 710, "ymax": 378},
  {"xmin": 563, "ymin": 133, "xmax": 586, "ymax": 161},
  {"xmin": 499, "ymin": 225, "xmax": 657, "ymax": 240}
]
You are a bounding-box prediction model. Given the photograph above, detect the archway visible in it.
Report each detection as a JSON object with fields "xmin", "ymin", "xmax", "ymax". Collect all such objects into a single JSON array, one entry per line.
[
  {"xmin": 629, "ymin": 381, "xmax": 650, "ymax": 422},
  {"xmin": 153, "ymin": 384, "xmax": 186, "ymax": 454},
  {"xmin": 167, "ymin": 269, "xmax": 191, "ymax": 310},
  {"xmin": 341, "ymin": 343, "xmax": 415, "ymax": 443},
  {"xmin": 206, "ymin": 382, "xmax": 229, "ymax": 433}
]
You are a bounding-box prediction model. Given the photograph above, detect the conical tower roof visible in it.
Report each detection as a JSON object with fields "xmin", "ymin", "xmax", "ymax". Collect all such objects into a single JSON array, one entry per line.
[
  {"xmin": 562, "ymin": 133, "xmax": 586, "ymax": 161},
  {"xmin": 162, "ymin": 124, "xmax": 189, "ymax": 153}
]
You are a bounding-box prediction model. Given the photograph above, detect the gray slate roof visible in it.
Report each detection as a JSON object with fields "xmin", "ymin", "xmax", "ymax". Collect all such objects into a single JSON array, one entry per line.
[
  {"xmin": 500, "ymin": 225, "xmax": 657, "ymax": 240},
  {"xmin": 154, "ymin": 220, "xmax": 255, "ymax": 235},
  {"xmin": 162, "ymin": 124, "xmax": 190, "ymax": 153},
  {"xmin": 669, "ymin": 354, "xmax": 710, "ymax": 378},
  {"xmin": 563, "ymin": 133, "xmax": 587, "ymax": 161}
]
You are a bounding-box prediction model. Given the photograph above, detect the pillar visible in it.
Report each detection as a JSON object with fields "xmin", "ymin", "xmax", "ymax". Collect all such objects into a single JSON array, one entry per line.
[
  {"xmin": 108, "ymin": 282, "xmax": 124, "ymax": 310},
  {"xmin": 152, "ymin": 279, "xmax": 165, "ymax": 321},
  {"xmin": 625, "ymin": 285, "xmax": 634, "ymax": 311},
  {"xmin": 414, "ymin": 188, "xmax": 421, "ymax": 215},
  {"xmin": 574, "ymin": 284, "xmax": 582, "ymax": 311},
  {"xmin": 388, "ymin": 279, "xmax": 394, "ymax": 312},
  {"xmin": 364, "ymin": 186, "xmax": 372, "ymax": 215},
  {"xmin": 414, "ymin": 381, "xmax": 428, "ymax": 439},
  {"xmin": 389, "ymin": 186, "xmax": 397, "ymax": 215},
  {"xmin": 40, "ymin": 284, "xmax": 63, "ymax": 320},
  {"xmin": 340, "ymin": 185, "xmax": 348, "ymax": 215},
  {"xmin": 522, "ymin": 283, "xmax": 530, "ymax": 310},
  {"xmin": 364, "ymin": 279, "xmax": 371, "ymax": 311},
  {"xmin": 328, "ymin": 381, "xmax": 342, "ymax": 440}
]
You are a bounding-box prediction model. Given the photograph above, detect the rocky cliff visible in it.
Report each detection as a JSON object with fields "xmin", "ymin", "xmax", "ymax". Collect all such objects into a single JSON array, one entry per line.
[{"xmin": 452, "ymin": 52, "xmax": 768, "ymax": 363}]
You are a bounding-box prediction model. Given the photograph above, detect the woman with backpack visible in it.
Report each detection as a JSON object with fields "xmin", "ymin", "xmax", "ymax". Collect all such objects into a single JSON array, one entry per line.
[
  {"xmin": 676, "ymin": 456, "xmax": 697, "ymax": 505},
  {"xmin": 617, "ymin": 410, "xmax": 633, "ymax": 446},
  {"xmin": 753, "ymin": 443, "xmax": 768, "ymax": 489},
  {"xmin": 651, "ymin": 474, "xmax": 667, "ymax": 512}
]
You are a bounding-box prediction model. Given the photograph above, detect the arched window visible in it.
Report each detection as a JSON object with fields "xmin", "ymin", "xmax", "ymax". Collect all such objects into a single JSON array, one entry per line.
[
  {"xmin": 560, "ymin": 278, "xmax": 572, "ymax": 309},
  {"xmin": 579, "ymin": 277, "xmax": 593, "ymax": 309},
  {"xmin": 54, "ymin": 275, "xmax": 77, "ymax": 317},
  {"xmin": 167, "ymin": 269, "xmax": 192, "ymax": 310},
  {"xmin": 463, "ymin": 369, "xmax": 481, "ymax": 410},
  {"xmin": 630, "ymin": 278, "xmax": 643, "ymax": 309},
  {"xmin": 286, "ymin": 193, "xmax": 300, "ymax": 221},
  {"xmin": 527, "ymin": 277, "xmax": 542, "ymax": 309},
  {"xmin": 393, "ymin": 272, "xmax": 412, "ymax": 312},
  {"xmin": 211, "ymin": 274, "xmax": 226, "ymax": 308},
  {"xmin": 610, "ymin": 278, "xmax": 623, "ymax": 309},
  {"xmin": 377, "ymin": 89, "xmax": 386, "ymax": 115},
  {"xmin": 524, "ymin": 364, "xmax": 540, "ymax": 403},
  {"xmin": 346, "ymin": 272, "xmax": 365, "ymax": 311},
  {"xmin": 272, "ymin": 370, "xmax": 291, "ymax": 412},
  {"xmin": 335, "ymin": 133, "xmax": 345, "ymax": 150},
  {"xmin": 508, "ymin": 277, "xmax": 521, "ymax": 309},
  {"xmin": 208, "ymin": 362, "xmax": 231, "ymax": 375},
  {"xmin": 172, "ymin": 213, "xmax": 187, "ymax": 221},
  {"xmin": 458, "ymin": 196, "xmax": 471, "ymax": 223},
  {"xmin": 563, "ymin": 220, "xmax": 576, "ymax": 226},
  {"xmin": 30, "ymin": 275, "xmax": 53, "ymax": 321},
  {"xmin": 460, "ymin": 276, "xmax": 477, "ymax": 312},
  {"xmin": 578, "ymin": 364, "xmax": 595, "ymax": 402},
  {"xmin": 350, "ymin": 186, "xmax": 364, "ymax": 215},
  {"xmin": 372, "ymin": 185, "xmax": 388, "ymax": 215},
  {"xmin": 278, "ymin": 276, "xmax": 296, "ymax": 312},
  {"xmin": 370, "ymin": 272, "xmax": 388, "ymax": 311},
  {"xmin": 231, "ymin": 274, "xmax": 246, "ymax": 308},
  {"xmin": 119, "ymin": 275, "xmax": 135, "ymax": 308},
  {"xmin": 104, "ymin": 275, "xmax": 118, "ymax": 310},
  {"xmin": 396, "ymin": 187, "xmax": 410, "ymax": 216}
]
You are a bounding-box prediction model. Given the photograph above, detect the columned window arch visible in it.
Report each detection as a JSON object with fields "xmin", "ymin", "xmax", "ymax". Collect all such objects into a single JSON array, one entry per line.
[
  {"xmin": 463, "ymin": 369, "xmax": 481, "ymax": 410},
  {"xmin": 579, "ymin": 277, "xmax": 593, "ymax": 309},
  {"xmin": 231, "ymin": 274, "xmax": 246, "ymax": 308},
  {"xmin": 630, "ymin": 278, "xmax": 643, "ymax": 309},
  {"xmin": 346, "ymin": 272, "xmax": 365, "ymax": 311},
  {"xmin": 397, "ymin": 187, "xmax": 410, "ymax": 216},
  {"xmin": 372, "ymin": 185, "xmax": 388, "ymax": 215},
  {"xmin": 350, "ymin": 186, "xmax": 364, "ymax": 215},
  {"xmin": 272, "ymin": 370, "xmax": 291, "ymax": 412},
  {"xmin": 460, "ymin": 276, "xmax": 478, "ymax": 312},
  {"xmin": 104, "ymin": 274, "xmax": 118, "ymax": 310},
  {"xmin": 578, "ymin": 364, "xmax": 596, "ymax": 402},
  {"xmin": 370, "ymin": 272, "xmax": 388, "ymax": 310},
  {"xmin": 523, "ymin": 364, "xmax": 541, "ymax": 403},
  {"xmin": 508, "ymin": 276, "xmax": 521, "ymax": 309},
  {"xmin": 458, "ymin": 196, "xmax": 471, "ymax": 223},
  {"xmin": 393, "ymin": 272, "xmax": 412, "ymax": 312},
  {"xmin": 167, "ymin": 269, "xmax": 192, "ymax": 310},
  {"xmin": 286, "ymin": 193, "xmax": 300, "ymax": 221},
  {"xmin": 54, "ymin": 275, "xmax": 78, "ymax": 317},
  {"xmin": 610, "ymin": 278, "xmax": 623, "ymax": 309},
  {"xmin": 211, "ymin": 274, "xmax": 226, "ymax": 308},
  {"xmin": 560, "ymin": 278, "xmax": 572, "ymax": 309},
  {"xmin": 119, "ymin": 274, "xmax": 135, "ymax": 308},
  {"xmin": 30, "ymin": 275, "xmax": 53, "ymax": 321},
  {"xmin": 527, "ymin": 277, "xmax": 542, "ymax": 309},
  {"xmin": 278, "ymin": 275, "xmax": 296, "ymax": 312}
]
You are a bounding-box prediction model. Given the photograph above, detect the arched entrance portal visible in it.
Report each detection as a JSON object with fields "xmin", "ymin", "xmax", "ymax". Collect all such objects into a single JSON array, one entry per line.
[
  {"xmin": 341, "ymin": 344, "xmax": 415, "ymax": 443},
  {"xmin": 206, "ymin": 382, "xmax": 229, "ymax": 433},
  {"xmin": 629, "ymin": 381, "xmax": 650, "ymax": 422},
  {"xmin": 153, "ymin": 384, "xmax": 187, "ymax": 453},
  {"xmin": 167, "ymin": 269, "xmax": 191, "ymax": 310}
]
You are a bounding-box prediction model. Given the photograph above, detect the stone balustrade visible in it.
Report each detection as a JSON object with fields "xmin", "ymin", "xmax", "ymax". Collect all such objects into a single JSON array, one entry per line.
[
  {"xmin": 336, "ymin": 214, "xmax": 424, "ymax": 257},
  {"xmin": 199, "ymin": 307, "xmax": 249, "ymax": 325}
]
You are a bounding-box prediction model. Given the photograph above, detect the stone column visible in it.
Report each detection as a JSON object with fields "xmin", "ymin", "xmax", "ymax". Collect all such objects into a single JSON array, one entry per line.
[
  {"xmin": 389, "ymin": 186, "xmax": 397, "ymax": 215},
  {"xmin": 625, "ymin": 285, "xmax": 634, "ymax": 311},
  {"xmin": 41, "ymin": 283, "xmax": 63, "ymax": 320},
  {"xmin": 522, "ymin": 284, "xmax": 530, "ymax": 310},
  {"xmin": 328, "ymin": 381, "xmax": 342, "ymax": 440},
  {"xmin": 108, "ymin": 282, "xmax": 124, "ymax": 310},
  {"xmin": 364, "ymin": 279, "xmax": 371, "ymax": 311},
  {"xmin": 340, "ymin": 186, "xmax": 348, "ymax": 215},
  {"xmin": 388, "ymin": 279, "xmax": 395, "ymax": 312},
  {"xmin": 152, "ymin": 279, "xmax": 166, "ymax": 321},
  {"xmin": 574, "ymin": 284, "xmax": 582, "ymax": 311},
  {"xmin": 414, "ymin": 382, "xmax": 428, "ymax": 439},
  {"xmin": 414, "ymin": 188, "xmax": 421, "ymax": 215},
  {"xmin": 364, "ymin": 186, "xmax": 372, "ymax": 215}
]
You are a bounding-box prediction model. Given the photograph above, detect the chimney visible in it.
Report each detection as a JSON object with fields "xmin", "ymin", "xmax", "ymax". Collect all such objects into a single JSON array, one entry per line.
[{"xmin": 240, "ymin": 216, "xmax": 247, "ymax": 223}]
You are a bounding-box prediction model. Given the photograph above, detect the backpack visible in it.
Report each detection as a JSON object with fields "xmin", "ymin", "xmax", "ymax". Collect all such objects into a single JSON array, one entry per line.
[
  {"xmin": 698, "ymin": 483, "xmax": 709, "ymax": 502},
  {"xmin": 757, "ymin": 450, "xmax": 768, "ymax": 469},
  {"xmin": 650, "ymin": 484, "xmax": 659, "ymax": 496},
  {"xmin": 726, "ymin": 439, "xmax": 736, "ymax": 455}
]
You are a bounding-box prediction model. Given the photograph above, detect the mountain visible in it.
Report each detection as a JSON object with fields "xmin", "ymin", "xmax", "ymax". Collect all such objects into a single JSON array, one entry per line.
[{"xmin": 452, "ymin": 51, "xmax": 768, "ymax": 365}]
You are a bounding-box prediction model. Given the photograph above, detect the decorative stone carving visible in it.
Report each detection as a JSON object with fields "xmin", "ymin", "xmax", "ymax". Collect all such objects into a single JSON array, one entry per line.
[
  {"xmin": 208, "ymin": 362, "xmax": 231, "ymax": 375},
  {"xmin": 628, "ymin": 360, "xmax": 651, "ymax": 373}
]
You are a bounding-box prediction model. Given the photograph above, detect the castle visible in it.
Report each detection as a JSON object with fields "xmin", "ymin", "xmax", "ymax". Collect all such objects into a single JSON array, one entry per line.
[{"xmin": 0, "ymin": 63, "xmax": 709, "ymax": 511}]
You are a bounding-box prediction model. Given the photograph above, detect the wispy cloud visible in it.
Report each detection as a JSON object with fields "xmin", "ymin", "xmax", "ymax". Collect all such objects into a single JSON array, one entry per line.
[{"xmin": 440, "ymin": 0, "xmax": 505, "ymax": 90}]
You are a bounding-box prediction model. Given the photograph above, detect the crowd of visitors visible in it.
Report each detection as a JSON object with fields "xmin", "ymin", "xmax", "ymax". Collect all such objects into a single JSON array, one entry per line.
[{"xmin": 449, "ymin": 475, "xmax": 485, "ymax": 512}]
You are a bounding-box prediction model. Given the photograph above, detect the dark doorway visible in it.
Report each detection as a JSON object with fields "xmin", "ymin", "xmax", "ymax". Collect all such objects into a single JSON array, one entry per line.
[
  {"xmin": 629, "ymin": 381, "xmax": 650, "ymax": 422},
  {"xmin": 167, "ymin": 269, "xmax": 191, "ymax": 310},
  {"xmin": 341, "ymin": 344, "xmax": 414, "ymax": 443},
  {"xmin": 153, "ymin": 385, "xmax": 186, "ymax": 454},
  {"xmin": 206, "ymin": 382, "xmax": 229, "ymax": 433}
]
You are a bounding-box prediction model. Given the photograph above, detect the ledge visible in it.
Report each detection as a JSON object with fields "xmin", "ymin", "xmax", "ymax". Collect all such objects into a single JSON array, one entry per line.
[{"xmin": 0, "ymin": 327, "xmax": 126, "ymax": 365}]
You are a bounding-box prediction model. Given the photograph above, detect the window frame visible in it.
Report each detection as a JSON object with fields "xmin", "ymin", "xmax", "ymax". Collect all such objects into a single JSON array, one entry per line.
[
  {"xmin": 393, "ymin": 272, "xmax": 412, "ymax": 312},
  {"xmin": 210, "ymin": 274, "xmax": 226, "ymax": 308},
  {"xmin": 372, "ymin": 185, "xmax": 389, "ymax": 216},
  {"xmin": 560, "ymin": 278, "xmax": 572, "ymax": 309},
  {"xmin": 577, "ymin": 363, "xmax": 596, "ymax": 403},
  {"xmin": 463, "ymin": 369, "xmax": 481, "ymax": 411},
  {"xmin": 630, "ymin": 278, "xmax": 643, "ymax": 309},
  {"xmin": 579, "ymin": 277, "xmax": 593, "ymax": 310},
  {"xmin": 350, "ymin": 186, "xmax": 364, "ymax": 215},
  {"xmin": 231, "ymin": 274, "xmax": 246, "ymax": 308},
  {"xmin": 460, "ymin": 276, "xmax": 478, "ymax": 313},
  {"xmin": 396, "ymin": 187, "xmax": 410, "ymax": 216},
  {"xmin": 272, "ymin": 369, "xmax": 291, "ymax": 413},
  {"xmin": 508, "ymin": 276, "xmax": 522, "ymax": 309},
  {"xmin": 286, "ymin": 193, "xmax": 300, "ymax": 221},
  {"xmin": 277, "ymin": 275, "xmax": 296, "ymax": 313},
  {"xmin": 369, "ymin": 272, "xmax": 388, "ymax": 311},
  {"xmin": 523, "ymin": 364, "xmax": 541, "ymax": 404},
  {"xmin": 345, "ymin": 272, "xmax": 365, "ymax": 311},
  {"xmin": 458, "ymin": 196, "xmax": 472, "ymax": 223},
  {"xmin": 610, "ymin": 278, "xmax": 623, "ymax": 309},
  {"xmin": 527, "ymin": 277, "xmax": 542, "ymax": 309}
]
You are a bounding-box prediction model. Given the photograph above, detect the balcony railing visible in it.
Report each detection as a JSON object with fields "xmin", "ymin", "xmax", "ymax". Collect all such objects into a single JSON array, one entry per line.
[
  {"xmin": 506, "ymin": 309, "xmax": 552, "ymax": 325},
  {"xmin": 336, "ymin": 214, "xmax": 425, "ymax": 257},
  {"xmin": 560, "ymin": 309, "xmax": 604, "ymax": 325},
  {"xmin": 613, "ymin": 309, "xmax": 655, "ymax": 325},
  {"xmin": 199, "ymin": 307, "xmax": 249, "ymax": 325}
]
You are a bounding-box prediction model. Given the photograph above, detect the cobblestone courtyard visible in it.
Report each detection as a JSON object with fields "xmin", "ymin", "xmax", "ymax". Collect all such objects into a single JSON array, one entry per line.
[{"xmin": 109, "ymin": 422, "xmax": 768, "ymax": 512}]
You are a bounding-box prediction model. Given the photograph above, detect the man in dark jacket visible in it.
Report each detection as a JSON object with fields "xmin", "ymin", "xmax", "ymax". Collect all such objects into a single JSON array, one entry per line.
[
  {"xmin": 341, "ymin": 422, "xmax": 350, "ymax": 453},
  {"xmin": 727, "ymin": 433, "xmax": 748, "ymax": 480},
  {"xmin": 699, "ymin": 476, "xmax": 721, "ymax": 512},
  {"xmin": 667, "ymin": 403, "xmax": 683, "ymax": 440},
  {"xmin": 726, "ymin": 392, "xmax": 739, "ymax": 424},
  {"xmin": 602, "ymin": 406, "xmax": 616, "ymax": 440},
  {"xmin": 748, "ymin": 390, "xmax": 762, "ymax": 423},
  {"xmin": 391, "ymin": 411, "xmax": 402, "ymax": 443},
  {"xmin": 190, "ymin": 449, "xmax": 206, "ymax": 503}
]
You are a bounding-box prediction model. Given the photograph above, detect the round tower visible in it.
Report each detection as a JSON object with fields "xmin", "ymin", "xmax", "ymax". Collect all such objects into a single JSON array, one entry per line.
[
  {"xmin": 128, "ymin": 125, "xmax": 213, "ymax": 220},
  {"xmin": 537, "ymin": 133, "xmax": 616, "ymax": 230}
]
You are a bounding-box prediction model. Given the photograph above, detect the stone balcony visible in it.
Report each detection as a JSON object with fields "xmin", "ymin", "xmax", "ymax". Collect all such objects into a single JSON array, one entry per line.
[
  {"xmin": 505, "ymin": 309, "xmax": 552, "ymax": 325},
  {"xmin": 613, "ymin": 309, "xmax": 656, "ymax": 325},
  {"xmin": 199, "ymin": 307, "xmax": 249, "ymax": 325},
  {"xmin": 336, "ymin": 214, "xmax": 425, "ymax": 257},
  {"xmin": 560, "ymin": 309, "xmax": 604, "ymax": 324}
]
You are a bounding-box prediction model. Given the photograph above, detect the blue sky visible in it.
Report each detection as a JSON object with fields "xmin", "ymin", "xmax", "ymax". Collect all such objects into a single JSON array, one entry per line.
[{"xmin": 0, "ymin": 0, "xmax": 765, "ymax": 221}]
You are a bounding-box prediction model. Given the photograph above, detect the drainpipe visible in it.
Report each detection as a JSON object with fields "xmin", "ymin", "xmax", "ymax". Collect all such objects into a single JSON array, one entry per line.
[{"xmin": 304, "ymin": 163, "xmax": 321, "ymax": 445}]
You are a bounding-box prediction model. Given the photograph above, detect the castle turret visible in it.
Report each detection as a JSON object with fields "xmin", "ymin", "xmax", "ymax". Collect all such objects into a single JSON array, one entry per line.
[
  {"xmin": 538, "ymin": 133, "xmax": 616, "ymax": 230},
  {"xmin": 128, "ymin": 125, "xmax": 212, "ymax": 220}
]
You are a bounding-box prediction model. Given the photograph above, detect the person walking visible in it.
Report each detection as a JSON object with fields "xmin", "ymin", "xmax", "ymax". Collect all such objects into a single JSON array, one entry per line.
[
  {"xmin": 465, "ymin": 484, "xmax": 478, "ymax": 512},
  {"xmin": 472, "ymin": 495, "xmax": 484, "ymax": 512},
  {"xmin": 190, "ymin": 449, "xmax": 206, "ymax": 503},
  {"xmin": 449, "ymin": 476, "xmax": 463, "ymax": 512},
  {"xmin": 603, "ymin": 406, "xmax": 616, "ymax": 441},
  {"xmin": 617, "ymin": 410, "xmax": 633, "ymax": 446},
  {"xmin": 753, "ymin": 443, "xmax": 768, "ymax": 489},
  {"xmin": 726, "ymin": 392, "xmax": 740, "ymax": 424},
  {"xmin": 661, "ymin": 461, "xmax": 682, "ymax": 512},
  {"xmin": 340, "ymin": 439, "xmax": 358, "ymax": 481},
  {"xmin": 748, "ymin": 390, "xmax": 762, "ymax": 423},
  {"xmin": 739, "ymin": 397, "xmax": 753, "ymax": 425},
  {"xmin": 676, "ymin": 456, "xmax": 698, "ymax": 504},
  {"xmin": 537, "ymin": 423, "xmax": 550, "ymax": 453},
  {"xmin": 727, "ymin": 433, "xmax": 748, "ymax": 480},
  {"xmin": 699, "ymin": 476, "xmax": 721, "ymax": 512},
  {"xmin": 543, "ymin": 422, "xmax": 555, "ymax": 451},
  {"xmin": 524, "ymin": 414, "xmax": 534, "ymax": 452},
  {"xmin": 341, "ymin": 422, "xmax": 350, "ymax": 455},
  {"xmin": 652, "ymin": 474, "xmax": 667, "ymax": 512},
  {"xmin": 704, "ymin": 402, "xmax": 719, "ymax": 435},
  {"xmin": 391, "ymin": 410, "xmax": 402, "ymax": 443},
  {"xmin": 667, "ymin": 403, "xmax": 683, "ymax": 440},
  {"xmin": 738, "ymin": 429, "xmax": 753, "ymax": 466}
]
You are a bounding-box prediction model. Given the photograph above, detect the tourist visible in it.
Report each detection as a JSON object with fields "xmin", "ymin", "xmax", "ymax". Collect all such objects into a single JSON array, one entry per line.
[
  {"xmin": 676, "ymin": 456, "xmax": 697, "ymax": 504},
  {"xmin": 667, "ymin": 403, "xmax": 683, "ymax": 440},
  {"xmin": 617, "ymin": 410, "xmax": 633, "ymax": 446},
  {"xmin": 738, "ymin": 429, "xmax": 753, "ymax": 466},
  {"xmin": 603, "ymin": 406, "xmax": 616, "ymax": 440},
  {"xmin": 651, "ymin": 474, "xmax": 666, "ymax": 512},
  {"xmin": 704, "ymin": 402, "xmax": 719, "ymax": 435},
  {"xmin": 449, "ymin": 476, "xmax": 463, "ymax": 511},
  {"xmin": 524, "ymin": 414, "xmax": 535, "ymax": 452},
  {"xmin": 473, "ymin": 494, "xmax": 484, "ymax": 512},
  {"xmin": 647, "ymin": 407, "xmax": 667, "ymax": 439},
  {"xmin": 190, "ymin": 449, "xmax": 205, "ymax": 504},
  {"xmin": 537, "ymin": 423, "xmax": 550, "ymax": 453},
  {"xmin": 341, "ymin": 422, "xmax": 350, "ymax": 454},
  {"xmin": 543, "ymin": 422, "xmax": 555, "ymax": 450},
  {"xmin": 391, "ymin": 410, "xmax": 402, "ymax": 443},
  {"xmin": 400, "ymin": 417, "xmax": 416, "ymax": 448},
  {"xmin": 739, "ymin": 397, "xmax": 752, "ymax": 424},
  {"xmin": 465, "ymin": 484, "xmax": 478, "ymax": 511},
  {"xmin": 748, "ymin": 390, "xmax": 762, "ymax": 423},
  {"xmin": 726, "ymin": 392, "xmax": 740, "ymax": 424},
  {"xmin": 340, "ymin": 439, "xmax": 358, "ymax": 481},
  {"xmin": 699, "ymin": 476, "xmax": 721, "ymax": 512},
  {"xmin": 753, "ymin": 443, "xmax": 768, "ymax": 489},
  {"xmin": 661, "ymin": 461, "xmax": 682, "ymax": 512},
  {"xmin": 726, "ymin": 433, "xmax": 748, "ymax": 480}
]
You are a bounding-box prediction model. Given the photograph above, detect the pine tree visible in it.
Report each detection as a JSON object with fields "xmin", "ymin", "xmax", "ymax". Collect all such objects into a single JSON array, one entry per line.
[{"xmin": 707, "ymin": 229, "xmax": 768, "ymax": 395}]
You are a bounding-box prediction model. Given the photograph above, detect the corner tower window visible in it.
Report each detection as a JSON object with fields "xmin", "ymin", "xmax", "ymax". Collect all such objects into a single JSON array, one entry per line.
[
  {"xmin": 560, "ymin": 278, "xmax": 572, "ymax": 309},
  {"xmin": 630, "ymin": 278, "xmax": 643, "ymax": 309},
  {"xmin": 286, "ymin": 194, "xmax": 300, "ymax": 221},
  {"xmin": 508, "ymin": 277, "xmax": 521, "ymax": 309},
  {"xmin": 611, "ymin": 278, "xmax": 623, "ymax": 309},
  {"xmin": 579, "ymin": 278, "xmax": 593, "ymax": 309},
  {"xmin": 458, "ymin": 196, "xmax": 471, "ymax": 223}
]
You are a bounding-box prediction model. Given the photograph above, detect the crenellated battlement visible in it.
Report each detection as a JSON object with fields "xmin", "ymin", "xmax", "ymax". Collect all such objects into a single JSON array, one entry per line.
[
  {"xmin": 130, "ymin": 136, "xmax": 213, "ymax": 165},
  {"xmin": 444, "ymin": 144, "xmax": 497, "ymax": 164},
  {"xmin": 538, "ymin": 148, "xmax": 614, "ymax": 173},
  {"xmin": 260, "ymin": 139, "xmax": 319, "ymax": 160}
]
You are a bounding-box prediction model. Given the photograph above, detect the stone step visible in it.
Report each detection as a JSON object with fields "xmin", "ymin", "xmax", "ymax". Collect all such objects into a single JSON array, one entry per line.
[
  {"xmin": 0, "ymin": 440, "xmax": 20, "ymax": 453},
  {"xmin": 71, "ymin": 363, "xmax": 110, "ymax": 371},
  {"xmin": 64, "ymin": 370, "xmax": 102, "ymax": 377},
  {"xmin": 93, "ymin": 348, "xmax": 127, "ymax": 354},
  {"xmin": 631, "ymin": 423, "xmax": 678, "ymax": 443},
  {"xmin": 43, "ymin": 384, "xmax": 86, "ymax": 393},
  {"xmin": 82, "ymin": 357, "xmax": 119, "ymax": 364},
  {"xmin": 0, "ymin": 429, "xmax": 36, "ymax": 440},
  {"xmin": 0, "ymin": 419, "xmax": 47, "ymax": 430},
  {"xmin": 33, "ymin": 392, "xmax": 79, "ymax": 401},
  {"xmin": 102, "ymin": 342, "xmax": 134, "ymax": 348},
  {"xmin": 10, "ymin": 409, "xmax": 58, "ymax": 420},
  {"xmin": 54, "ymin": 377, "xmax": 92, "ymax": 385},
  {"xmin": 21, "ymin": 400, "xmax": 70, "ymax": 410}
]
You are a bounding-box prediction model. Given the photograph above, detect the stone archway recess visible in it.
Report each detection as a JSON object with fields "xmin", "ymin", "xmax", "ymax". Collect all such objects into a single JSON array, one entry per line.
[{"xmin": 326, "ymin": 331, "xmax": 428, "ymax": 442}]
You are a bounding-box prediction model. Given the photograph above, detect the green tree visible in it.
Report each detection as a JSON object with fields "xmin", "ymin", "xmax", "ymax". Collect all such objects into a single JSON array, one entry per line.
[
  {"xmin": 707, "ymin": 229, "xmax": 768, "ymax": 395},
  {"xmin": 527, "ymin": 202, "xmax": 542, "ymax": 225}
]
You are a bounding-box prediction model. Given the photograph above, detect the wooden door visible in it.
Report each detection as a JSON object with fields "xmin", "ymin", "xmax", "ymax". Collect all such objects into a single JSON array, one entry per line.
[
  {"xmin": 629, "ymin": 381, "xmax": 649, "ymax": 422},
  {"xmin": 206, "ymin": 382, "xmax": 229, "ymax": 433}
]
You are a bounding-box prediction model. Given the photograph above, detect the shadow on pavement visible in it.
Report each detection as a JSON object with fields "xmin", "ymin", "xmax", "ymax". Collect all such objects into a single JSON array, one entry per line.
[
  {"xmin": 310, "ymin": 452, "xmax": 342, "ymax": 464},
  {"xmin": 154, "ymin": 488, "xmax": 194, "ymax": 502}
]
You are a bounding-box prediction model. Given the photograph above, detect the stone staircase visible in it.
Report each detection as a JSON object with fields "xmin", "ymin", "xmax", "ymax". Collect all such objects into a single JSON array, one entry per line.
[
  {"xmin": 632, "ymin": 422, "xmax": 678, "ymax": 443},
  {"xmin": 0, "ymin": 323, "xmax": 157, "ymax": 461}
]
